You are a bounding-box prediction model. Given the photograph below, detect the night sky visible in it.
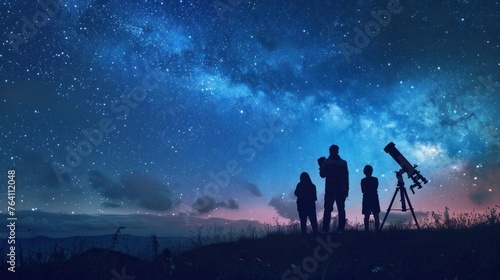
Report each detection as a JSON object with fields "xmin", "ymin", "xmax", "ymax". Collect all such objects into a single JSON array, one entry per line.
[{"xmin": 1, "ymin": 0, "xmax": 499, "ymax": 238}]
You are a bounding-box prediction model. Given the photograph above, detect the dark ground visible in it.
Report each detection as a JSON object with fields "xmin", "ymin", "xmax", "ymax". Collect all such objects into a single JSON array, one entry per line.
[{"xmin": 1, "ymin": 222, "xmax": 499, "ymax": 280}]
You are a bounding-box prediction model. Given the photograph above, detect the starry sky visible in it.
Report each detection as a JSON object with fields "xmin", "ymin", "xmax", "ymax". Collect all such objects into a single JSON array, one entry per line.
[{"xmin": 0, "ymin": 0, "xmax": 499, "ymax": 238}]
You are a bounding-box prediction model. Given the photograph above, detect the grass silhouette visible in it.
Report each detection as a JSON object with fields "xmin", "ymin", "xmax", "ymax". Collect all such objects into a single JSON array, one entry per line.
[{"xmin": 1, "ymin": 208, "xmax": 498, "ymax": 280}]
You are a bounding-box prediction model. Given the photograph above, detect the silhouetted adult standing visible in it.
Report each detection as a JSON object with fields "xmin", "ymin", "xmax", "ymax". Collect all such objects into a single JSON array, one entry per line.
[
  {"xmin": 361, "ymin": 165, "xmax": 380, "ymax": 232},
  {"xmin": 319, "ymin": 145, "xmax": 349, "ymax": 232},
  {"xmin": 294, "ymin": 172, "xmax": 319, "ymax": 234}
]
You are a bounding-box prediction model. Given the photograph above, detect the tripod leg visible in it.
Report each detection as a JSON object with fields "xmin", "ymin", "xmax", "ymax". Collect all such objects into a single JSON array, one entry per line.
[
  {"xmin": 380, "ymin": 188, "xmax": 399, "ymax": 230},
  {"xmin": 402, "ymin": 188, "xmax": 420, "ymax": 230}
]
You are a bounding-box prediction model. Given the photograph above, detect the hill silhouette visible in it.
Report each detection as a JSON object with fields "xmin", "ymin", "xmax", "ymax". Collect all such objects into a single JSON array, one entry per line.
[
  {"xmin": 173, "ymin": 223, "xmax": 499, "ymax": 280},
  {"xmin": 1, "ymin": 221, "xmax": 498, "ymax": 280}
]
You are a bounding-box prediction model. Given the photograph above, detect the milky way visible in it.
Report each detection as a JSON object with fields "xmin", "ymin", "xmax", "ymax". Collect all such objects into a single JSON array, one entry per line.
[{"xmin": 0, "ymin": 0, "xmax": 499, "ymax": 237}]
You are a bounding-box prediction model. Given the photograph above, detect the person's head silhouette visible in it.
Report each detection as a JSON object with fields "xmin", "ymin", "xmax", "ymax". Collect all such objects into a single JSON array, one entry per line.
[
  {"xmin": 300, "ymin": 172, "xmax": 313, "ymax": 184},
  {"xmin": 329, "ymin": 144, "xmax": 339, "ymax": 156},
  {"xmin": 363, "ymin": 165, "xmax": 373, "ymax": 177}
]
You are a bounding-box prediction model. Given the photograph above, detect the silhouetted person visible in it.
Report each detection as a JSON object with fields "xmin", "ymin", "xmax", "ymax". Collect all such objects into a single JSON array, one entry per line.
[
  {"xmin": 319, "ymin": 145, "xmax": 349, "ymax": 232},
  {"xmin": 361, "ymin": 165, "xmax": 380, "ymax": 232},
  {"xmin": 294, "ymin": 172, "xmax": 319, "ymax": 234}
]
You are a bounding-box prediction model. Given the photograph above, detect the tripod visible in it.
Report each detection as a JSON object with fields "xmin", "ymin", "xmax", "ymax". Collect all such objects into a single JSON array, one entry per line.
[{"xmin": 380, "ymin": 169, "xmax": 420, "ymax": 230}]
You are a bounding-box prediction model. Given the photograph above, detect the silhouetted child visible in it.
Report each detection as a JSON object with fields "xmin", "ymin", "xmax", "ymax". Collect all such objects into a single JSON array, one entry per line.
[
  {"xmin": 361, "ymin": 165, "xmax": 380, "ymax": 232},
  {"xmin": 294, "ymin": 172, "xmax": 318, "ymax": 234}
]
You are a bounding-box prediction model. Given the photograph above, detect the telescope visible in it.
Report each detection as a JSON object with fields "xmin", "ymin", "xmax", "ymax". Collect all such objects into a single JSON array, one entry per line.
[
  {"xmin": 384, "ymin": 142, "xmax": 428, "ymax": 194},
  {"xmin": 380, "ymin": 142, "xmax": 429, "ymax": 230}
]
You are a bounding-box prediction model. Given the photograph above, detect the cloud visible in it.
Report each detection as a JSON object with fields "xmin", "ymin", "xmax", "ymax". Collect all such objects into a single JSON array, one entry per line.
[
  {"xmin": 120, "ymin": 172, "xmax": 173, "ymax": 211},
  {"xmin": 88, "ymin": 171, "xmax": 173, "ymax": 211},
  {"xmin": 89, "ymin": 172, "xmax": 239, "ymax": 214},
  {"xmin": 244, "ymin": 183, "xmax": 263, "ymax": 197},
  {"xmin": 221, "ymin": 199, "xmax": 239, "ymax": 209},
  {"xmin": 268, "ymin": 197, "xmax": 298, "ymax": 220},
  {"xmin": 0, "ymin": 211, "xmax": 263, "ymax": 238},
  {"xmin": 89, "ymin": 170, "xmax": 123, "ymax": 199},
  {"xmin": 192, "ymin": 196, "xmax": 239, "ymax": 214},
  {"xmin": 101, "ymin": 202, "xmax": 121, "ymax": 208},
  {"xmin": 192, "ymin": 196, "xmax": 216, "ymax": 214}
]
